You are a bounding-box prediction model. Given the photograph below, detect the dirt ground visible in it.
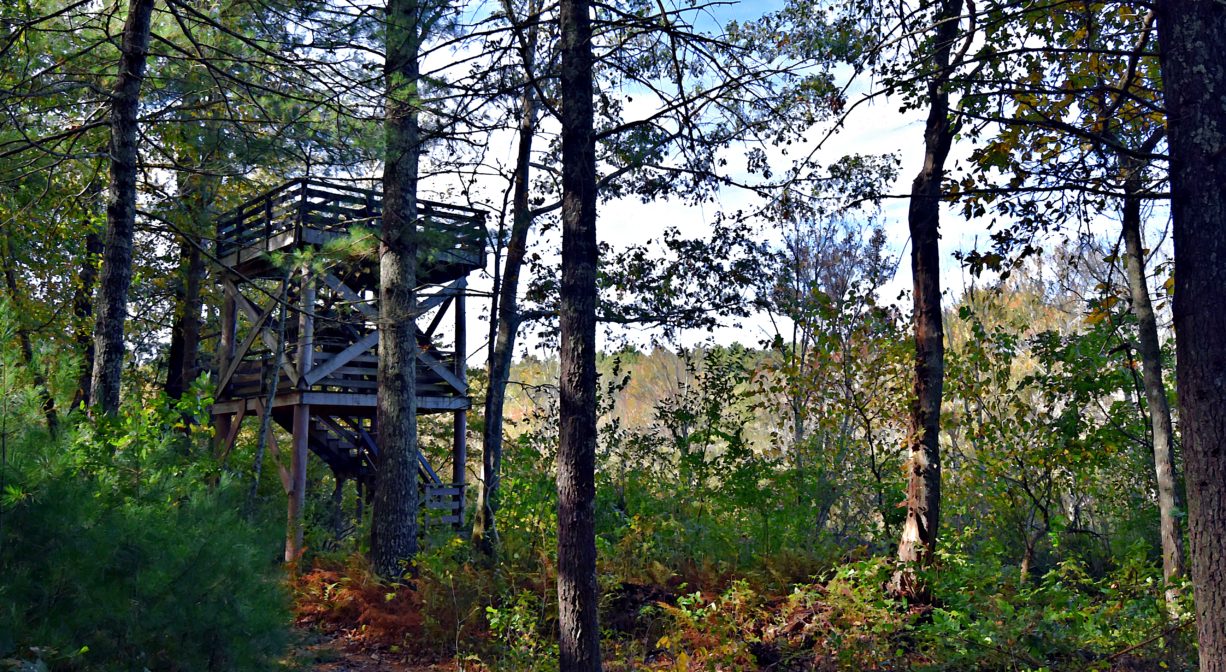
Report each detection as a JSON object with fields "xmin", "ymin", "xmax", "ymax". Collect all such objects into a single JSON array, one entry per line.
[{"xmin": 298, "ymin": 628, "xmax": 465, "ymax": 672}]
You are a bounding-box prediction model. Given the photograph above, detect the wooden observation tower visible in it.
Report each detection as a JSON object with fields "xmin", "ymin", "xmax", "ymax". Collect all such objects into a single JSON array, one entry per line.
[{"xmin": 210, "ymin": 178, "xmax": 485, "ymax": 560}]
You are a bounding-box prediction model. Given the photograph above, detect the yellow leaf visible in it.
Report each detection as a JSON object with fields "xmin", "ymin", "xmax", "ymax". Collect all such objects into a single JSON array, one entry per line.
[{"xmin": 1085, "ymin": 309, "xmax": 1108, "ymax": 325}]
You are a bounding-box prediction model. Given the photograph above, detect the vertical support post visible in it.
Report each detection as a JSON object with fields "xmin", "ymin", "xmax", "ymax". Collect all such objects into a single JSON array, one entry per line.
[
  {"xmin": 286, "ymin": 265, "xmax": 316, "ymax": 563},
  {"xmin": 298, "ymin": 267, "xmax": 316, "ymax": 385},
  {"xmin": 452, "ymin": 279, "xmax": 467, "ymax": 528},
  {"xmin": 213, "ymin": 280, "xmax": 238, "ymax": 454},
  {"xmin": 287, "ymin": 403, "xmax": 309, "ymax": 563}
]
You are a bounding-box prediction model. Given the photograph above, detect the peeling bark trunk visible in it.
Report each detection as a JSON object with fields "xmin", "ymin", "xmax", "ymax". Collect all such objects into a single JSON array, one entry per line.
[
  {"xmin": 894, "ymin": 0, "xmax": 962, "ymax": 603},
  {"xmin": 1157, "ymin": 0, "xmax": 1226, "ymax": 664},
  {"xmin": 474, "ymin": 4, "xmax": 540, "ymax": 557},
  {"xmin": 557, "ymin": 0, "xmax": 602, "ymax": 669},
  {"xmin": 371, "ymin": 0, "xmax": 422, "ymax": 579},
  {"xmin": 90, "ymin": 0, "xmax": 156, "ymax": 415},
  {"xmin": 1120, "ymin": 180, "xmax": 1185, "ymax": 611},
  {"xmin": 1019, "ymin": 541, "xmax": 1034, "ymax": 585}
]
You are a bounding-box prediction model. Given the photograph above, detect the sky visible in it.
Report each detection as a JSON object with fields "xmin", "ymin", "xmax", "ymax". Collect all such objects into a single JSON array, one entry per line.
[
  {"xmin": 434, "ymin": 4, "xmax": 973, "ymax": 366},
  {"xmin": 417, "ymin": 0, "xmax": 1155, "ymax": 367}
]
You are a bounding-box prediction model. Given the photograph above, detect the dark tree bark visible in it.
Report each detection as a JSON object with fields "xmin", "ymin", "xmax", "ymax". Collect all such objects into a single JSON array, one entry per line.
[
  {"xmin": 894, "ymin": 0, "xmax": 963, "ymax": 601},
  {"xmin": 90, "ymin": 0, "xmax": 156, "ymax": 415},
  {"xmin": 164, "ymin": 171, "xmax": 215, "ymax": 400},
  {"xmin": 72, "ymin": 228, "xmax": 102, "ymax": 410},
  {"xmin": 1156, "ymin": 0, "xmax": 1226, "ymax": 665},
  {"xmin": 163, "ymin": 237, "xmax": 204, "ymax": 400},
  {"xmin": 557, "ymin": 0, "xmax": 602, "ymax": 669},
  {"xmin": 331, "ymin": 474, "xmax": 349, "ymax": 540},
  {"xmin": 371, "ymin": 0, "xmax": 423, "ymax": 579},
  {"xmin": 1120, "ymin": 176, "xmax": 1185, "ymax": 610},
  {"xmin": 473, "ymin": 0, "xmax": 541, "ymax": 557}
]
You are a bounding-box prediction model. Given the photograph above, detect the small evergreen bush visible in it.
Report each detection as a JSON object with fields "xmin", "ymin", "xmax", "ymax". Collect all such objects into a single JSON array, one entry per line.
[{"xmin": 0, "ymin": 395, "xmax": 290, "ymax": 671}]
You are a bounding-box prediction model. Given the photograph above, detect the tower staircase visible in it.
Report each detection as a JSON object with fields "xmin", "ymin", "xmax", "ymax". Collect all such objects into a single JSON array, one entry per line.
[{"xmin": 210, "ymin": 178, "xmax": 483, "ymax": 558}]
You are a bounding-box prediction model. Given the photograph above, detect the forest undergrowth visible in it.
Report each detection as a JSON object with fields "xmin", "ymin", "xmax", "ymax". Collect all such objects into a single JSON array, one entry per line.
[
  {"xmin": 290, "ymin": 507, "xmax": 1196, "ymax": 671},
  {"xmin": 0, "ymin": 299, "xmax": 1203, "ymax": 671},
  {"xmin": 289, "ymin": 389, "xmax": 1198, "ymax": 672}
]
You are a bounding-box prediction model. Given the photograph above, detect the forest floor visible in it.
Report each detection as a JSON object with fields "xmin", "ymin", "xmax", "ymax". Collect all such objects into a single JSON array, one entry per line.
[
  {"xmin": 288, "ymin": 561, "xmax": 1191, "ymax": 672},
  {"xmin": 295, "ymin": 625, "xmax": 461, "ymax": 672}
]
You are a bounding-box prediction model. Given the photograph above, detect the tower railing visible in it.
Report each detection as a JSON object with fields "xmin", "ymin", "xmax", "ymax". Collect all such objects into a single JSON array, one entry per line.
[{"xmin": 216, "ymin": 178, "xmax": 485, "ymax": 275}]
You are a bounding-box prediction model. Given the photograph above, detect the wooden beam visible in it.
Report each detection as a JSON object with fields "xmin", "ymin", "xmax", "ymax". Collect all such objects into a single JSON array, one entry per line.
[
  {"xmin": 231, "ymin": 287, "xmax": 300, "ymax": 386},
  {"xmin": 215, "ymin": 404, "xmax": 247, "ymax": 464},
  {"xmin": 292, "ymin": 391, "xmax": 469, "ymax": 411},
  {"xmin": 418, "ymin": 279, "xmax": 463, "ymax": 313},
  {"xmin": 418, "ymin": 396, "xmax": 470, "ymax": 411},
  {"xmin": 325, "ymin": 274, "xmax": 461, "ymax": 324},
  {"xmin": 299, "ymin": 392, "xmax": 378, "ymax": 407},
  {"xmin": 418, "ymin": 349, "xmax": 466, "ymax": 394},
  {"xmin": 286, "ymin": 402, "xmax": 309, "ymax": 563},
  {"xmin": 304, "ymin": 331, "xmax": 379, "ymax": 386},
  {"xmin": 452, "ymin": 282, "xmax": 467, "ymax": 528},
  {"xmin": 423, "ymin": 296, "xmax": 453, "ymax": 339},
  {"xmin": 211, "ymin": 391, "xmax": 304, "ymax": 415},
  {"xmin": 322, "ymin": 273, "xmax": 377, "ymax": 320},
  {"xmin": 418, "ymin": 451, "xmax": 442, "ymax": 486},
  {"xmin": 298, "ymin": 267, "xmax": 316, "ymax": 386},
  {"xmin": 215, "ymin": 303, "xmax": 274, "ymax": 397}
]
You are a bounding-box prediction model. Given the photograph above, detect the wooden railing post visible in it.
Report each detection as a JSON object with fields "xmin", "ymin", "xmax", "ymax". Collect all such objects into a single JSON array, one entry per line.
[{"xmin": 286, "ymin": 261, "xmax": 316, "ymax": 564}]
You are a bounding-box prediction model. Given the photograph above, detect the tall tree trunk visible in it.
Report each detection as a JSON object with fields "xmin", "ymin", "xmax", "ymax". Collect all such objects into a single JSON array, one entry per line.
[
  {"xmin": 371, "ymin": 0, "xmax": 423, "ymax": 579},
  {"xmin": 557, "ymin": 0, "xmax": 602, "ymax": 669},
  {"xmin": 474, "ymin": 0, "xmax": 541, "ymax": 557},
  {"xmin": 164, "ymin": 237, "xmax": 204, "ymax": 399},
  {"xmin": 894, "ymin": 0, "xmax": 962, "ymax": 602},
  {"xmin": 90, "ymin": 0, "xmax": 156, "ymax": 415},
  {"xmin": 1157, "ymin": 0, "xmax": 1226, "ymax": 665},
  {"xmin": 72, "ymin": 228, "xmax": 102, "ymax": 410},
  {"xmin": 165, "ymin": 171, "xmax": 215, "ymax": 400},
  {"xmin": 1120, "ymin": 177, "xmax": 1185, "ymax": 611}
]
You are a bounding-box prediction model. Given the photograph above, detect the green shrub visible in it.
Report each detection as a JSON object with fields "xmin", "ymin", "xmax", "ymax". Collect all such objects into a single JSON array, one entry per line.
[
  {"xmin": 916, "ymin": 539, "xmax": 1196, "ymax": 671},
  {"xmin": 0, "ymin": 398, "xmax": 290, "ymax": 671}
]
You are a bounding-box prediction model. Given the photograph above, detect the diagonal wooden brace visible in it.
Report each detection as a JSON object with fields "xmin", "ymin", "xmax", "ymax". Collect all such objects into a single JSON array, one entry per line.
[
  {"xmin": 304, "ymin": 331, "xmax": 380, "ymax": 386},
  {"xmin": 418, "ymin": 349, "xmax": 466, "ymax": 394},
  {"xmin": 225, "ymin": 278, "xmax": 301, "ymax": 387}
]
